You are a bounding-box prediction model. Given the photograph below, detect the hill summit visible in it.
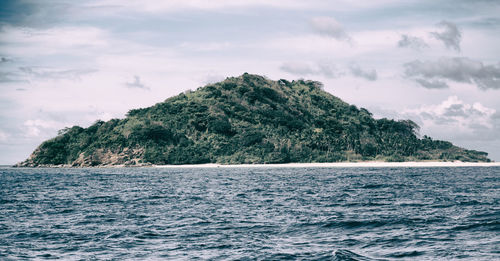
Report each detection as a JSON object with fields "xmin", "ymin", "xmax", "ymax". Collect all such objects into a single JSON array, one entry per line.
[{"xmin": 17, "ymin": 73, "xmax": 490, "ymax": 166}]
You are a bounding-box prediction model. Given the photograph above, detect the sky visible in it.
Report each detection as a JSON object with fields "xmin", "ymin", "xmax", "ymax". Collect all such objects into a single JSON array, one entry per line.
[{"xmin": 1, "ymin": 0, "xmax": 500, "ymax": 164}]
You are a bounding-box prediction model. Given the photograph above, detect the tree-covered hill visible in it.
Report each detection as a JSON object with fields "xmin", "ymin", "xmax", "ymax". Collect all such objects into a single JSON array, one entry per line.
[{"xmin": 17, "ymin": 73, "xmax": 490, "ymax": 166}]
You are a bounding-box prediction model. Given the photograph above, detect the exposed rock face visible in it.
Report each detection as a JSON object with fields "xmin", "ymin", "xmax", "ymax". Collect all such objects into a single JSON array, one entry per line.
[
  {"xmin": 16, "ymin": 74, "xmax": 490, "ymax": 167},
  {"xmin": 17, "ymin": 147, "xmax": 149, "ymax": 167},
  {"xmin": 70, "ymin": 147, "xmax": 147, "ymax": 167}
]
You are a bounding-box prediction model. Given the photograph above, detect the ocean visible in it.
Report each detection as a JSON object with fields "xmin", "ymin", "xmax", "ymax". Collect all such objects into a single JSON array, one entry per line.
[{"xmin": 0, "ymin": 167, "xmax": 498, "ymax": 260}]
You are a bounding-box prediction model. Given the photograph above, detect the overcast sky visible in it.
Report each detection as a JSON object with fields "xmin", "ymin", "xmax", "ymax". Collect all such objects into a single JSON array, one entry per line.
[{"xmin": 1, "ymin": 0, "xmax": 500, "ymax": 164}]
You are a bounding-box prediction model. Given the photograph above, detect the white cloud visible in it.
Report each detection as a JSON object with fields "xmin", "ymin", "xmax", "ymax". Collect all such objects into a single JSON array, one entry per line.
[
  {"xmin": 310, "ymin": 17, "xmax": 352, "ymax": 43},
  {"xmin": 23, "ymin": 119, "xmax": 69, "ymax": 138},
  {"xmin": 200, "ymin": 73, "xmax": 226, "ymax": 85},
  {"xmin": 398, "ymin": 96, "xmax": 500, "ymax": 160},
  {"xmin": 404, "ymin": 96, "xmax": 496, "ymax": 135}
]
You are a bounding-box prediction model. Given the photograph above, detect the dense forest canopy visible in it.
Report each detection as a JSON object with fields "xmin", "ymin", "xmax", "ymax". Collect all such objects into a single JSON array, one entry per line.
[{"xmin": 17, "ymin": 73, "xmax": 490, "ymax": 166}]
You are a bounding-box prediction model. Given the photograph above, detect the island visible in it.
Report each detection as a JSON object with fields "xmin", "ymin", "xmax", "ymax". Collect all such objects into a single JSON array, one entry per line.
[{"xmin": 16, "ymin": 73, "xmax": 490, "ymax": 167}]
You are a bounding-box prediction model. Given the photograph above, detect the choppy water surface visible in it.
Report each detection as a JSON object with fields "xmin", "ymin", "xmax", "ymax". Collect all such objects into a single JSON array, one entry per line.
[{"xmin": 0, "ymin": 167, "xmax": 499, "ymax": 260}]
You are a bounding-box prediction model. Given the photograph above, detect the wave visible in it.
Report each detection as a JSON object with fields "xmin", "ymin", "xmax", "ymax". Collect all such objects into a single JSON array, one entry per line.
[
  {"xmin": 452, "ymin": 221, "xmax": 500, "ymax": 231},
  {"xmin": 333, "ymin": 249, "xmax": 383, "ymax": 261}
]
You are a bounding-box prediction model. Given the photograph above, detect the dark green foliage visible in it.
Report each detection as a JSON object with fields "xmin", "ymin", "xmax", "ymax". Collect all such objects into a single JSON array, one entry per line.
[
  {"xmin": 129, "ymin": 123, "xmax": 175, "ymax": 144},
  {"xmin": 20, "ymin": 73, "xmax": 490, "ymax": 166},
  {"xmin": 208, "ymin": 116, "xmax": 233, "ymax": 135},
  {"xmin": 239, "ymin": 130, "xmax": 264, "ymax": 146}
]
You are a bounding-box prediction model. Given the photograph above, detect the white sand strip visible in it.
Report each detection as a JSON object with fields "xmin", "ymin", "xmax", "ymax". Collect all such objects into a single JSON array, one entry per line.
[{"xmin": 154, "ymin": 161, "xmax": 500, "ymax": 168}]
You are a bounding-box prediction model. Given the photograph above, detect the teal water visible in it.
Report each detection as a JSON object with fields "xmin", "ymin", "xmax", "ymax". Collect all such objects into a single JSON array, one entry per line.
[{"xmin": 0, "ymin": 167, "xmax": 499, "ymax": 260}]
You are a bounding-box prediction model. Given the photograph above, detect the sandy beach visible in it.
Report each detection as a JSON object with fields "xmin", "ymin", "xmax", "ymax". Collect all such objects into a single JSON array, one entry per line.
[{"xmin": 154, "ymin": 161, "xmax": 500, "ymax": 168}]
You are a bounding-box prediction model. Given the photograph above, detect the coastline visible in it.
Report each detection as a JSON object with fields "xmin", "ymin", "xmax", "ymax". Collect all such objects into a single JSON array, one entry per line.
[
  {"xmin": 153, "ymin": 161, "xmax": 500, "ymax": 168},
  {"xmin": 8, "ymin": 161, "xmax": 500, "ymax": 168}
]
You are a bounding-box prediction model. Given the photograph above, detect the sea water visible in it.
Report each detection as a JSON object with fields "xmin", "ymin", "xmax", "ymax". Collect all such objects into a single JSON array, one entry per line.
[{"xmin": 0, "ymin": 167, "xmax": 498, "ymax": 260}]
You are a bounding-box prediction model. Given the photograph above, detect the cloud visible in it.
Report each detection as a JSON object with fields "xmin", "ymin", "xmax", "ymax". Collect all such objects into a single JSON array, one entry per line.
[
  {"xmin": 468, "ymin": 17, "xmax": 500, "ymax": 28},
  {"xmin": 397, "ymin": 34, "xmax": 428, "ymax": 50},
  {"xmin": 19, "ymin": 67, "xmax": 97, "ymax": 81},
  {"xmin": 0, "ymin": 71, "xmax": 24, "ymax": 83},
  {"xmin": 23, "ymin": 119, "xmax": 68, "ymax": 138},
  {"xmin": 1, "ymin": 57, "xmax": 13, "ymax": 63},
  {"xmin": 99, "ymin": 0, "xmax": 310, "ymax": 13},
  {"xmin": 0, "ymin": 0, "xmax": 413, "ymax": 24},
  {"xmin": 414, "ymin": 78, "xmax": 448, "ymax": 89},
  {"xmin": 17, "ymin": 109, "xmax": 116, "ymax": 141},
  {"xmin": 201, "ymin": 73, "xmax": 226, "ymax": 85},
  {"xmin": 93, "ymin": 0, "xmax": 403, "ymax": 14},
  {"xmin": 310, "ymin": 17, "xmax": 352, "ymax": 43},
  {"xmin": 404, "ymin": 57, "xmax": 500, "ymax": 90},
  {"xmin": 0, "ymin": 25, "xmax": 110, "ymax": 56},
  {"xmin": 349, "ymin": 64, "xmax": 377, "ymax": 81},
  {"xmin": 280, "ymin": 61, "xmax": 377, "ymax": 81},
  {"xmin": 1, "ymin": 0, "xmax": 500, "ymax": 163},
  {"xmin": 404, "ymin": 96, "xmax": 496, "ymax": 135},
  {"xmin": 317, "ymin": 61, "xmax": 342, "ymax": 78},
  {"xmin": 2, "ymin": 66, "xmax": 88, "ymax": 83},
  {"xmin": 280, "ymin": 61, "xmax": 342, "ymax": 78},
  {"xmin": 125, "ymin": 75, "xmax": 150, "ymax": 90},
  {"xmin": 430, "ymin": 21, "xmax": 462, "ymax": 52},
  {"xmin": 280, "ymin": 61, "xmax": 315, "ymax": 75}
]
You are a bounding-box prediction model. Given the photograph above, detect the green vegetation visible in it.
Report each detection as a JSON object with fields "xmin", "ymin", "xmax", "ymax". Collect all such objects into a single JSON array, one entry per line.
[{"xmin": 17, "ymin": 73, "xmax": 490, "ymax": 166}]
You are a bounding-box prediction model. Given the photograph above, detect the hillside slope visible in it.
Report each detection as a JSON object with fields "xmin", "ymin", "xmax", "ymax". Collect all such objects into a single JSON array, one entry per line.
[{"xmin": 17, "ymin": 73, "xmax": 490, "ymax": 166}]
